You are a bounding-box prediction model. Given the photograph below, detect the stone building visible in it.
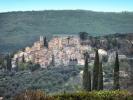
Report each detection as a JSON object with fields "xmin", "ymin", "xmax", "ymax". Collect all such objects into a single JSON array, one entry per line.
[{"xmin": 12, "ymin": 35, "xmax": 93, "ymax": 68}]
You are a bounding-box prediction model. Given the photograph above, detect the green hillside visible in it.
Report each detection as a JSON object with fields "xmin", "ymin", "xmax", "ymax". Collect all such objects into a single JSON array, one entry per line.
[{"xmin": 0, "ymin": 10, "xmax": 133, "ymax": 53}]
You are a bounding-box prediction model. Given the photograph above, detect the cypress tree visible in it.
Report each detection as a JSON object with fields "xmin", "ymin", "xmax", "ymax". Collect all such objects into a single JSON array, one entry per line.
[
  {"xmin": 88, "ymin": 71, "xmax": 91, "ymax": 91},
  {"xmin": 44, "ymin": 37, "xmax": 48, "ymax": 48},
  {"xmin": 67, "ymin": 36, "xmax": 70, "ymax": 44},
  {"xmin": 15, "ymin": 58, "xmax": 19, "ymax": 71},
  {"xmin": 51, "ymin": 54, "xmax": 55, "ymax": 66},
  {"xmin": 6, "ymin": 54, "xmax": 12, "ymax": 71},
  {"xmin": 83, "ymin": 53, "xmax": 91, "ymax": 91},
  {"xmin": 113, "ymin": 51, "xmax": 120, "ymax": 90},
  {"xmin": 92, "ymin": 49, "xmax": 100, "ymax": 90},
  {"xmin": 98, "ymin": 62, "xmax": 103, "ymax": 90},
  {"xmin": 22, "ymin": 54, "xmax": 25, "ymax": 63}
]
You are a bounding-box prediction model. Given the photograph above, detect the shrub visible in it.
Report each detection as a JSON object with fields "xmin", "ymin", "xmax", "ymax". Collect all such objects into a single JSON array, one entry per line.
[
  {"xmin": 13, "ymin": 90, "xmax": 133, "ymax": 100},
  {"xmin": 29, "ymin": 64, "xmax": 41, "ymax": 71},
  {"xmin": 14, "ymin": 90, "xmax": 54, "ymax": 100},
  {"xmin": 53, "ymin": 90, "xmax": 133, "ymax": 100}
]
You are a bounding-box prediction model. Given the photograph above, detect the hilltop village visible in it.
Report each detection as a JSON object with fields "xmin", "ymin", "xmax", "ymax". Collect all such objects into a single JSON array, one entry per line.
[
  {"xmin": 10, "ymin": 33, "xmax": 133, "ymax": 91},
  {"xmin": 11, "ymin": 33, "xmax": 133, "ymax": 69},
  {"xmin": 12, "ymin": 35, "xmax": 94, "ymax": 68},
  {"xmin": 11, "ymin": 35, "xmax": 104, "ymax": 68},
  {"xmin": 0, "ymin": 33, "xmax": 133, "ymax": 99}
]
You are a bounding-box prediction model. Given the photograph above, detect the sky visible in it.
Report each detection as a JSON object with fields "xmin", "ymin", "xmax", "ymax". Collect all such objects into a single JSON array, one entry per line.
[{"xmin": 0, "ymin": 0, "xmax": 133, "ymax": 12}]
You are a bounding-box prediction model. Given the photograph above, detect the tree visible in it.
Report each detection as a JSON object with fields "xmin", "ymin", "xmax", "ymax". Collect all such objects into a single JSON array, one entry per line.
[
  {"xmin": 83, "ymin": 52, "xmax": 91, "ymax": 91},
  {"xmin": 6, "ymin": 54, "xmax": 12, "ymax": 71},
  {"xmin": 92, "ymin": 49, "xmax": 100, "ymax": 90},
  {"xmin": 113, "ymin": 51, "xmax": 120, "ymax": 90},
  {"xmin": 44, "ymin": 37, "xmax": 48, "ymax": 48},
  {"xmin": 15, "ymin": 58, "xmax": 19, "ymax": 71},
  {"xmin": 22, "ymin": 54, "xmax": 25, "ymax": 63},
  {"xmin": 0, "ymin": 56, "xmax": 5, "ymax": 69},
  {"xmin": 98, "ymin": 62, "xmax": 103, "ymax": 90},
  {"xmin": 79, "ymin": 32, "xmax": 88, "ymax": 41},
  {"xmin": 29, "ymin": 63, "xmax": 40, "ymax": 72},
  {"xmin": 18, "ymin": 62, "xmax": 29, "ymax": 71},
  {"xmin": 51, "ymin": 54, "xmax": 55, "ymax": 66},
  {"xmin": 67, "ymin": 36, "xmax": 71, "ymax": 44}
]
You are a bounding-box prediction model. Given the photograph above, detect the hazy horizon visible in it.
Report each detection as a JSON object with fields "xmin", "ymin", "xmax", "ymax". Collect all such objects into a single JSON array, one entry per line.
[
  {"xmin": 0, "ymin": 0, "xmax": 133, "ymax": 13},
  {"xmin": 1, "ymin": 9, "xmax": 133, "ymax": 14}
]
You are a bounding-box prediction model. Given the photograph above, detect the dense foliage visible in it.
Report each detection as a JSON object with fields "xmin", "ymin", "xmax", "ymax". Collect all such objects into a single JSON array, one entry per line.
[
  {"xmin": 54, "ymin": 90, "xmax": 133, "ymax": 100},
  {"xmin": 0, "ymin": 66, "xmax": 80, "ymax": 99},
  {"xmin": 14, "ymin": 90, "xmax": 133, "ymax": 100},
  {"xmin": 0, "ymin": 10, "xmax": 133, "ymax": 52}
]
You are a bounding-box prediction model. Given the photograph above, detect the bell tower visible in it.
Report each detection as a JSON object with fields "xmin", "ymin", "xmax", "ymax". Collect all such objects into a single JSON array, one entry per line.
[
  {"xmin": 39, "ymin": 36, "xmax": 44, "ymax": 47},
  {"xmin": 40, "ymin": 36, "xmax": 44, "ymax": 42}
]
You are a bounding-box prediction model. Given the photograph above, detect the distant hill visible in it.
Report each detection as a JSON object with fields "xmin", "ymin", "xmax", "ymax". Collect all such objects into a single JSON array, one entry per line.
[{"xmin": 0, "ymin": 10, "xmax": 133, "ymax": 53}]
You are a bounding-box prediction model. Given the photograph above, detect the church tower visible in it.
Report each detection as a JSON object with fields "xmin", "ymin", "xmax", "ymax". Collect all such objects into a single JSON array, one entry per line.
[
  {"xmin": 39, "ymin": 36, "xmax": 44, "ymax": 48},
  {"xmin": 40, "ymin": 36, "xmax": 44, "ymax": 42}
]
